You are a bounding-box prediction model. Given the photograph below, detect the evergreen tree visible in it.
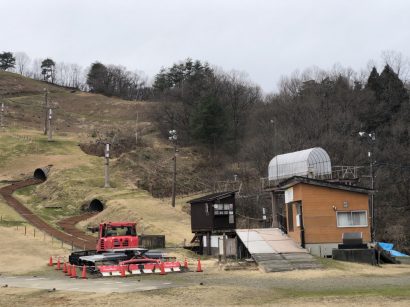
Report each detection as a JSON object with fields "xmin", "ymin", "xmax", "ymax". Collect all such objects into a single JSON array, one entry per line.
[
  {"xmin": 190, "ymin": 95, "xmax": 227, "ymax": 146},
  {"xmin": 41, "ymin": 58, "xmax": 56, "ymax": 83},
  {"xmin": 363, "ymin": 65, "xmax": 409, "ymax": 131},
  {"xmin": 87, "ymin": 62, "xmax": 108, "ymax": 94},
  {"xmin": 0, "ymin": 52, "xmax": 16, "ymax": 70},
  {"xmin": 378, "ymin": 65, "xmax": 409, "ymax": 116},
  {"xmin": 365, "ymin": 67, "xmax": 382, "ymax": 98}
]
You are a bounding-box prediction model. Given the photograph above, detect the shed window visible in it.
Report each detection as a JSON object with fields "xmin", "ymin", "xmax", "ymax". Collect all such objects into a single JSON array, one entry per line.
[
  {"xmin": 214, "ymin": 203, "xmax": 233, "ymax": 216},
  {"xmin": 337, "ymin": 211, "xmax": 367, "ymax": 227}
]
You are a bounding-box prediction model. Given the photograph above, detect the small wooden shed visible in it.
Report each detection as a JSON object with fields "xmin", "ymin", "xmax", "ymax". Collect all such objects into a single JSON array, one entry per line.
[{"xmin": 188, "ymin": 191, "xmax": 236, "ymax": 255}]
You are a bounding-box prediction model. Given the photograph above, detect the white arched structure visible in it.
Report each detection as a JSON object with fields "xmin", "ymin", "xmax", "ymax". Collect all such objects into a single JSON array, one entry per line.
[{"xmin": 268, "ymin": 147, "xmax": 332, "ymax": 181}]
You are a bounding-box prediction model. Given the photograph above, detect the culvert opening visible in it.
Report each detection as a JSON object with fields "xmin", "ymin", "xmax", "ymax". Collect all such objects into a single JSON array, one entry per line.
[
  {"xmin": 34, "ymin": 168, "xmax": 47, "ymax": 181},
  {"xmin": 33, "ymin": 165, "xmax": 52, "ymax": 181},
  {"xmin": 88, "ymin": 199, "xmax": 104, "ymax": 212}
]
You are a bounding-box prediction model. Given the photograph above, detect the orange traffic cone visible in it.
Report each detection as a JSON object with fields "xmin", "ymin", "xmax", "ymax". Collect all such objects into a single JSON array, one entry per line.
[
  {"xmin": 81, "ymin": 265, "xmax": 87, "ymax": 279},
  {"xmin": 120, "ymin": 265, "xmax": 126, "ymax": 278},
  {"xmin": 160, "ymin": 261, "xmax": 166, "ymax": 275},
  {"xmin": 196, "ymin": 257, "xmax": 203, "ymax": 272},
  {"xmin": 48, "ymin": 256, "xmax": 53, "ymax": 266},
  {"xmin": 184, "ymin": 258, "xmax": 189, "ymax": 270},
  {"xmin": 71, "ymin": 265, "xmax": 77, "ymax": 278},
  {"xmin": 66, "ymin": 263, "xmax": 71, "ymax": 276},
  {"xmin": 55, "ymin": 258, "xmax": 61, "ymax": 270},
  {"xmin": 62, "ymin": 262, "xmax": 67, "ymax": 273}
]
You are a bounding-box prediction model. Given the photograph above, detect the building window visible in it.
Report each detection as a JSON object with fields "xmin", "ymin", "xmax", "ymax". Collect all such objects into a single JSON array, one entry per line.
[
  {"xmin": 336, "ymin": 211, "xmax": 367, "ymax": 227},
  {"xmin": 214, "ymin": 203, "xmax": 233, "ymax": 216},
  {"xmin": 229, "ymin": 211, "xmax": 234, "ymax": 224}
]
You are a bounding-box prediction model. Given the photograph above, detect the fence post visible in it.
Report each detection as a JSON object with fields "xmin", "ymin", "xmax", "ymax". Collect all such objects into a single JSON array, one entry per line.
[
  {"xmin": 71, "ymin": 241, "xmax": 74, "ymax": 251},
  {"xmin": 34, "ymin": 228, "xmax": 36, "ymax": 238},
  {"xmin": 61, "ymin": 240, "xmax": 63, "ymax": 248},
  {"xmin": 24, "ymin": 226, "xmax": 26, "ymax": 235}
]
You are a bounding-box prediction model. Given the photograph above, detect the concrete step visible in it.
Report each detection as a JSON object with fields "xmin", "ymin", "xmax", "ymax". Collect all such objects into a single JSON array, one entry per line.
[
  {"xmin": 253, "ymin": 254, "xmax": 284, "ymax": 262},
  {"xmin": 253, "ymin": 252, "xmax": 322, "ymax": 272},
  {"xmin": 281, "ymin": 253, "xmax": 315, "ymax": 260},
  {"xmin": 259, "ymin": 261, "xmax": 294, "ymax": 272}
]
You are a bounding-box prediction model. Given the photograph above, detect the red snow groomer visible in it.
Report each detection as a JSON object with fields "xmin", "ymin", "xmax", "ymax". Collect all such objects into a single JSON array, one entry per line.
[{"xmin": 69, "ymin": 222, "xmax": 182, "ymax": 276}]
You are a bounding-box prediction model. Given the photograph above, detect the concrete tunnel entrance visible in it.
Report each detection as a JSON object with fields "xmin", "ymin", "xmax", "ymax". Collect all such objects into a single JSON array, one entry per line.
[
  {"xmin": 89, "ymin": 199, "xmax": 104, "ymax": 212},
  {"xmin": 34, "ymin": 168, "xmax": 47, "ymax": 181},
  {"xmin": 33, "ymin": 165, "xmax": 52, "ymax": 181}
]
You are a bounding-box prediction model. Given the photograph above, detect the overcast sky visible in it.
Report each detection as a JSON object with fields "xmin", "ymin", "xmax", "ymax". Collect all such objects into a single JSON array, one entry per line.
[{"xmin": 1, "ymin": 0, "xmax": 410, "ymax": 92}]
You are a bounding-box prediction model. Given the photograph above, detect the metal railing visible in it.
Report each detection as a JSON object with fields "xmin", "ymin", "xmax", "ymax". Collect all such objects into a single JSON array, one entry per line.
[{"xmin": 261, "ymin": 165, "xmax": 367, "ymax": 190}]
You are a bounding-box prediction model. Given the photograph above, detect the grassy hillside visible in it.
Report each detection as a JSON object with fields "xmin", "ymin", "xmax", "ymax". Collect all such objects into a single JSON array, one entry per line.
[
  {"xmin": 1, "ymin": 72, "xmax": 145, "ymax": 132},
  {"xmin": 0, "ymin": 72, "xmax": 195, "ymax": 245}
]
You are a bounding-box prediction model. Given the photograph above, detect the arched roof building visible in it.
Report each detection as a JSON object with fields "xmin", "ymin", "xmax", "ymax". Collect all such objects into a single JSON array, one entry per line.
[{"xmin": 268, "ymin": 147, "xmax": 332, "ymax": 181}]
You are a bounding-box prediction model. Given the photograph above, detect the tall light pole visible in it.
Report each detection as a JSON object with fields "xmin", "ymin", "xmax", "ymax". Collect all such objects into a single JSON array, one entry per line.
[
  {"xmin": 359, "ymin": 131, "xmax": 376, "ymax": 241},
  {"xmin": 104, "ymin": 143, "xmax": 111, "ymax": 188},
  {"xmin": 169, "ymin": 130, "xmax": 177, "ymax": 207},
  {"xmin": 270, "ymin": 119, "xmax": 279, "ymax": 227}
]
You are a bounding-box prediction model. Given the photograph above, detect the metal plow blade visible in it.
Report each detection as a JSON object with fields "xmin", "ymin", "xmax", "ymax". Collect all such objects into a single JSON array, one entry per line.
[{"xmin": 98, "ymin": 261, "xmax": 182, "ymax": 277}]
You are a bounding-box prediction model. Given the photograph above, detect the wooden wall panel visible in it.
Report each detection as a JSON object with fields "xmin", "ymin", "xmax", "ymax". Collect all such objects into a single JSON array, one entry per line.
[{"xmin": 286, "ymin": 183, "xmax": 371, "ymax": 244}]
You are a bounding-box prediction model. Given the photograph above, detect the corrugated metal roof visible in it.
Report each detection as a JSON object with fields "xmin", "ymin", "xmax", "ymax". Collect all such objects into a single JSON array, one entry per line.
[
  {"xmin": 187, "ymin": 191, "xmax": 236, "ymax": 204},
  {"xmin": 268, "ymin": 147, "xmax": 331, "ymax": 180}
]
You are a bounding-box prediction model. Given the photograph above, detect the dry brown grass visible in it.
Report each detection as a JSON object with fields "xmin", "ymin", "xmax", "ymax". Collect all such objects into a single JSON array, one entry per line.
[
  {"xmin": 0, "ymin": 226, "xmax": 69, "ymax": 275},
  {"xmin": 77, "ymin": 193, "xmax": 192, "ymax": 245}
]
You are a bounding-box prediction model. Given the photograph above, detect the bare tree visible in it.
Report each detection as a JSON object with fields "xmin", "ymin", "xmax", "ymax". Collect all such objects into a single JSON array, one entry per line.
[
  {"xmin": 69, "ymin": 63, "xmax": 83, "ymax": 88},
  {"xmin": 14, "ymin": 52, "xmax": 31, "ymax": 76},
  {"xmin": 218, "ymin": 70, "xmax": 262, "ymax": 157},
  {"xmin": 29, "ymin": 58, "xmax": 43, "ymax": 80},
  {"xmin": 55, "ymin": 62, "xmax": 84, "ymax": 88}
]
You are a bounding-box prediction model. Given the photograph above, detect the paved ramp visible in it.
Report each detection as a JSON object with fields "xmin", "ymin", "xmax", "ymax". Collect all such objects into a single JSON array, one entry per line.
[
  {"xmin": 236, "ymin": 228, "xmax": 321, "ymax": 272},
  {"xmin": 0, "ymin": 276, "xmax": 180, "ymax": 293}
]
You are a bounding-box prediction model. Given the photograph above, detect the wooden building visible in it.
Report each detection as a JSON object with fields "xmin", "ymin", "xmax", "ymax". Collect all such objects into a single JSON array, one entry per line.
[
  {"xmin": 188, "ymin": 191, "xmax": 236, "ymax": 255},
  {"xmin": 271, "ymin": 176, "xmax": 371, "ymax": 257}
]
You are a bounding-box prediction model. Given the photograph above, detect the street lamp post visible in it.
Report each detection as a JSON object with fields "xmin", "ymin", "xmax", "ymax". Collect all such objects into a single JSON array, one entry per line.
[
  {"xmin": 359, "ymin": 131, "xmax": 376, "ymax": 242},
  {"xmin": 169, "ymin": 130, "xmax": 177, "ymax": 208}
]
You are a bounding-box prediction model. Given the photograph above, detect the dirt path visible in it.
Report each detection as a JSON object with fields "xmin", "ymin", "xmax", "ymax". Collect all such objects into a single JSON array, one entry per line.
[
  {"xmin": 0, "ymin": 178, "xmax": 97, "ymax": 250},
  {"xmin": 57, "ymin": 213, "xmax": 98, "ymax": 248}
]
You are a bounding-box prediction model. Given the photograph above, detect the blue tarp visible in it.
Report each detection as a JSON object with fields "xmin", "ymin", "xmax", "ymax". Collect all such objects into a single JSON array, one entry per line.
[{"xmin": 378, "ymin": 242, "xmax": 409, "ymax": 257}]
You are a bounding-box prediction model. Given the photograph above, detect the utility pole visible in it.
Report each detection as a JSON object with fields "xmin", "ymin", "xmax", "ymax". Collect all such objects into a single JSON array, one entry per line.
[
  {"xmin": 44, "ymin": 88, "xmax": 49, "ymax": 135},
  {"xmin": 0, "ymin": 101, "xmax": 5, "ymax": 129},
  {"xmin": 104, "ymin": 143, "xmax": 111, "ymax": 188},
  {"xmin": 169, "ymin": 130, "xmax": 177, "ymax": 207},
  {"xmin": 47, "ymin": 108, "xmax": 53, "ymax": 141},
  {"xmin": 135, "ymin": 112, "xmax": 139, "ymax": 145}
]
